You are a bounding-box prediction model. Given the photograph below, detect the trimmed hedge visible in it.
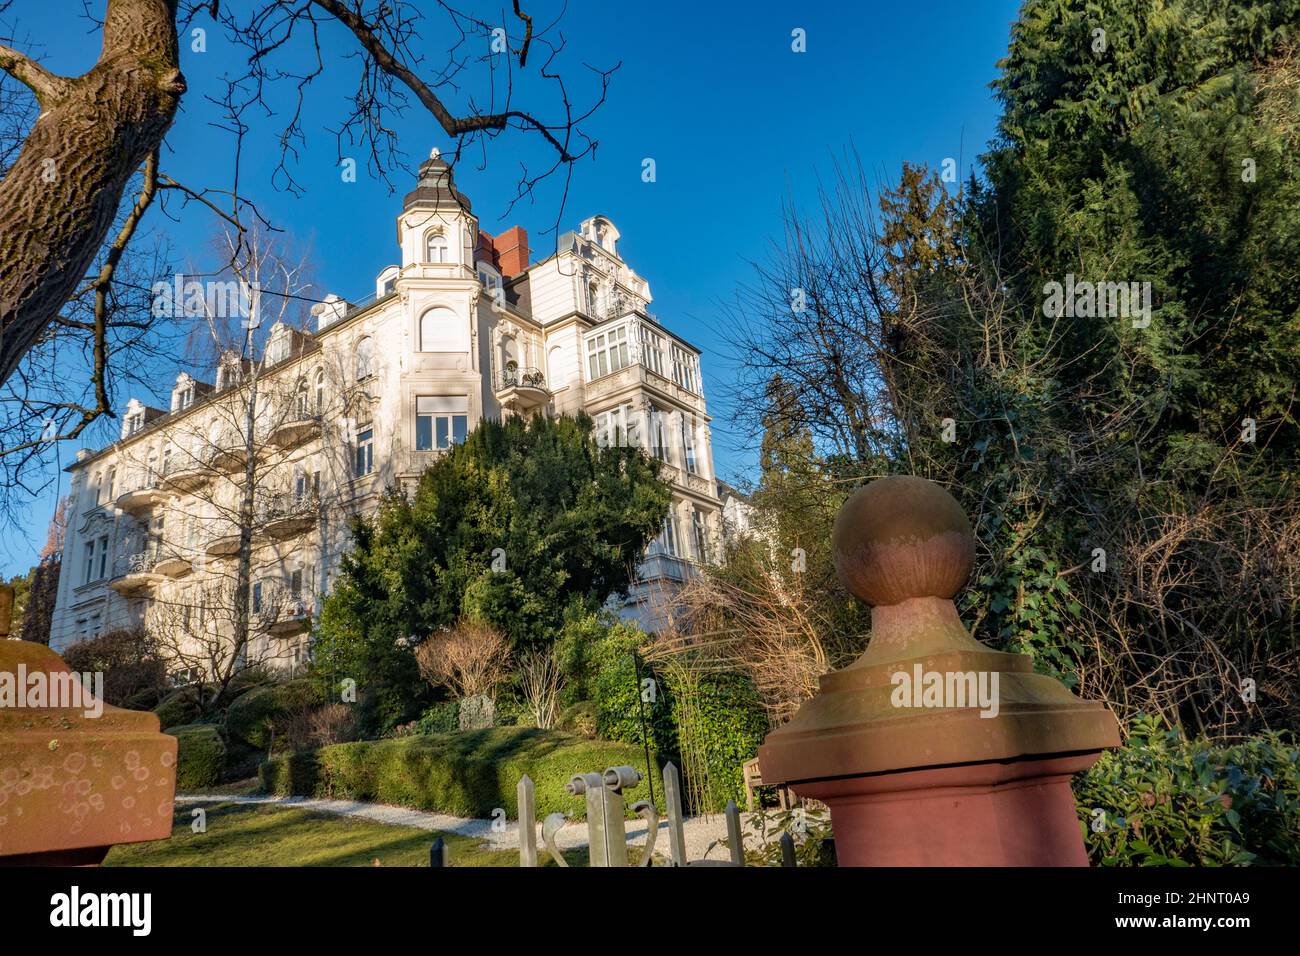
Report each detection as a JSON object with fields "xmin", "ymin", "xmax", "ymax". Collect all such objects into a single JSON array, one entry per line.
[
  {"xmin": 259, "ymin": 727, "xmax": 661, "ymax": 819},
  {"xmin": 166, "ymin": 723, "xmax": 226, "ymax": 792},
  {"xmin": 154, "ymin": 689, "xmax": 202, "ymax": 730}
]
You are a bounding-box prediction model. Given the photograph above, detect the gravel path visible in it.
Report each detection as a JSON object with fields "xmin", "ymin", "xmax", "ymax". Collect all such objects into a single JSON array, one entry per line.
[{"xmin": 176, "ymin": 793, "xmax": 747, "ymax": 863}]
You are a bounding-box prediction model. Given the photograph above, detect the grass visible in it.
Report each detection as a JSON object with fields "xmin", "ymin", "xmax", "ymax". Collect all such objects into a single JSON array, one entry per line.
[{"xmin": 103, "ymin": 801, "xmax": 524, "ymax": 867}]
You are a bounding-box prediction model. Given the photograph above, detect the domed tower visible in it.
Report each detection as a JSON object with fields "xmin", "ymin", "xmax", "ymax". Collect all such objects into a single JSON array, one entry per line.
[{"xmin": 397, "ymin": 147, "xmax": 477, "ymax": 270}]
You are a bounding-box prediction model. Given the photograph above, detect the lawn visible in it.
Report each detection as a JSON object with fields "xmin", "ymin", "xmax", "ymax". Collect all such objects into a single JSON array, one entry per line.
[{"xmin": 103, "ymin": 801, "xmax": 523, "ymax": 867}]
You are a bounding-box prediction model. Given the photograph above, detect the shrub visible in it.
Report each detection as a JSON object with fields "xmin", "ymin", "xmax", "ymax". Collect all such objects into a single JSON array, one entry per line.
[
  {"xmin": 154, "ymin": 688, "xmax": 203, "ymax": 730},
  {"xmin": 61, "ymin": 629, "xmax": 166, "ymax": 707},
  {"xmin": 259, "ymin": 727, "xmax": 662, "ymax": 819},
  {"xmin": 666, "ymin": 670, "xmax": 769, "ymax": 813},
  {"xmin": 271, "ymin": 702, "xmax": 361, "ymax": 754},
  {"xmin": 413, "ymin": 700, "xmax": 459, "ymax": 735},
  {"xmin": 1076, "ymin": 716, "xmax": 1300, "ymax": 866},
  {"xmin": 224, "ymin": 679, "xmax": 323, "ymax": 750},
  {"xmin": 556, "ymin": 701, "xmax": 597, "ymax": 739},
  {"xmin": 415, "ymin": 619, "xmax": 512, "ymax": 699},
  {"xmin": 166, "ymin": 723, "xmax": 226, "ymax": 792}
]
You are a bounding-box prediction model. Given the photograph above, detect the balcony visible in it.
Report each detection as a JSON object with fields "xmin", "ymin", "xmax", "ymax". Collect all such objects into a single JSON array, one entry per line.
[
  {"xmin": 255, "ymin": 588, "xmax": 312, "ymax": 636},
  {"xmin": 268, "ymin": 412, "xmax": 321, "ymax": 451},
  {"xmin": 153, "ymin": 551, "xmax": 193, "ymax": 577},
  {"xmin": 208, "ymin": 445, "xmax": 251, "ymax": 473},
  {"xmin": 108, "ymin": 551, "xmax": 165, "ymax": 596},
  {"xmin": 204, "ymin": 530, "xmax": 243, "ymax": 558},
  {"xmin": 260, "ymin": 492, "xmax": 318, "ymax": 540},
  {"xmin": 160, "ymin": 459, "xmax": 211, "ymax": 494},
  {"xmin": 114, "ymin": 483, "xmax": 168, "ymax": 516},
  {"xmin": 494, "ymin": 366, "xmax": 551, "ymax": 414}
]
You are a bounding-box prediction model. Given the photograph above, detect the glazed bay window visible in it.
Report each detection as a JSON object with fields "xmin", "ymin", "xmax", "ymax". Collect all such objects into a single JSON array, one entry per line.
[
  {"xmin": 586, "ymin": 325, "xmax": 630, "ymax": 380},
  {"xmin": 415, "ymin": 396, "xmax": 469, "ymax": 451},
  {"xmin": 692, "ymin": 509, "xmax": 709, "ymax": 562},
  {"xmin": 639, "ymin": 325, "xmax": 666, "ymax": 377},
  {"xmin": 354, "ymin": 427, "xmax": 374, "ymax": 477},
  {"xmin": 648, "ymin": 406, "xmax": 669, "ymax": 463},
  {"xmin": 594, "ymin": 403, "xmax": 640, "ymax": 448},
  {"xmin": 671, "ymin": 345, "xmax": 700, "ymax": 394},
  {"xmin": 680, "ymin": 415, "xmax": 699, "ymax": 475}
]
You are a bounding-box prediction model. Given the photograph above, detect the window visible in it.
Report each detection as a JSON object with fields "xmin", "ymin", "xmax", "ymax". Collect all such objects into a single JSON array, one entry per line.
[
  {"xmin": 671, "ymin": 345, "xmax": 700, "ymax": 394},
  {"xmin": 294, "ymin": 470, "xmax": 308, "ymax": 500},
  {"xmin": 252, "ymin": 581, "xmax": 263, "ymax": 614},
  {"xmin": 416, "ymin": 396, "xmax": 469, "ymax": 451},
  {"xmin": 640, "ymin": 326, "xmax": 666, "ymax": 377},
  {"xmin": 315, "ymin": 369, "xmax": 325, "ymax": 413},
  {"xmin": 105, "ymin": 467, "xmax": 116, "ymax": 501},
  {"xmin": 269, "ymin": 333, "xmax": 290, "ymax": 364},
  {"xmin": 419, "ymin": 306, "xmax": 467, "ymax": 352},
  {"xmin": 587, "ymin": 281, "xmax": 600, "ymax": 316},
  {"xmin": 83, "ymin": 540, "xmax": 95, "ymax": 584},
  {"xmin": 354, "ymin": 337, "xmax": 374, "ymax": 381},
  {"xmin": 586, "ymin": 325, "xmax": 630, "ymax": 380},
  {"xmin": 289, "ymin": 568, "xmax": 303, "ymax": 598},
  {"xmin": 426, "ymin": 232, "xmax": 449, "ymax": 264},
  {"xmin": 692, "ymin": 509, "xmax": 709, "ymax": 561},
  {"xmin": 97, "ymin": 536, "xmax": 108, "ymax": 580},
  {"xmin": 594, "ymin": 404, "xmax": 640, "ymax": 448},
  {"xmin": 680, "ymin": 415, "xmax": 698, "ymax": 475},
  {"xmin": 648, "ymin": 407, "xmax": 669, "ymax": 462},
  {"xmin": 659, "ymin": 516, "xmax": 679, "ymax": 557},
  {"xmin": 126, "ymin": 412, "xmax": 143, "ymax": 435},
  {"xmin": 177, "ymin": 383, "xmax": 194, "ymax": 410},
  {"xmin": 90, "ymin": 472, "xmax": 102, "ymax": 505},
  {"xmin": 547, "ymin": 346, "xmax": 566, "ymax": 389},
  {"xmin": 354, "ymin": 427, "xmax": 374, "ymax": 477},
  {"xmin": 382, "ymin": 277, "xmax": 396, "ymax": 296}
]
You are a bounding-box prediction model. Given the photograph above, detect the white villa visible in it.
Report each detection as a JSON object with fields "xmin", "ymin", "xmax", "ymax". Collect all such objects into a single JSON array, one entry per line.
[{"xmin": 48, "ymin": 150, "xmax": 723, "ymax": 673}]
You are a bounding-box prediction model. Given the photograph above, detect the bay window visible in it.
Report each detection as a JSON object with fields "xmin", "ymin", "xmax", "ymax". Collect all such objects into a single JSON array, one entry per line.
[
  {"xmin": 586, "ymin": 325, "xmax": 630, "ymax": 380},
  {"xmin": 416, "ymin": 396, "xmax": 469, "ymax": 451}
]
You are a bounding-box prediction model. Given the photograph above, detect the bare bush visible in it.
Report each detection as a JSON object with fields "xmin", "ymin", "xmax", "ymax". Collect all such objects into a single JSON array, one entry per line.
[
  {"xmin": 272, "ymin": 702, "xmax": 360, "ymax": 754},
  {"xmin": 415, "ymin": 619, "xmax": 512, "ymax": 701},
  {"xmin": 518, "ymin": 648, "xmax": 563, "ymax": 729}
]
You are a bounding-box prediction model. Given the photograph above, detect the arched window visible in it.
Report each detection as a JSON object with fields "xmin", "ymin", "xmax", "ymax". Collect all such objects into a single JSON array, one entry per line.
[
  {"xmin": 418, "ymin": 307, "xmax": 467, "ymax": 352},
  {"xmin": 547, "ymin": 346, "xmax": 565, "ymax": 388},
  {"xmin": 314, "ymin": 369, "xmax": 325, "ymax": 413},
  {"xmin": 500, "ymin": 337, "xmax": 519, "ymax": 384},
  {"xmin": 426, "ymin": 232, "xmax": 449, "ymax": 264},
  {"xmin": 295, "ymin": 379, "xmax": 309, "ymax": 418},
  {"xmin": 354, "ymin": 336, "xmax": 374, "ymax": 380}
]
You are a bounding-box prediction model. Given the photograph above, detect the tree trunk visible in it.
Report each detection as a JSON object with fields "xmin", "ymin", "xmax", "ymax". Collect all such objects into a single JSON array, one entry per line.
[{"xmin": 0, "ymin": 0, "xmax": 183, "ymax": 386}]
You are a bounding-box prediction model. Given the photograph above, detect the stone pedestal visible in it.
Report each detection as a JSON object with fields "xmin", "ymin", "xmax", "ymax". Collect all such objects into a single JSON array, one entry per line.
[
  {"xmin": 0, "ymin": 640, "xmax": 177, "ymax": 865},
  {"xmin": 757, "ymin": 476, "xmax": 1120, "ymax": 867}
]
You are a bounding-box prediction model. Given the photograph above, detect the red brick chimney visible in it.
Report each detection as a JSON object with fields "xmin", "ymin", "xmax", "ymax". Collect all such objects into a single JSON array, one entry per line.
[{"xmin": 495, "ymin": 226, "xmax": 530, "ymax": 277}]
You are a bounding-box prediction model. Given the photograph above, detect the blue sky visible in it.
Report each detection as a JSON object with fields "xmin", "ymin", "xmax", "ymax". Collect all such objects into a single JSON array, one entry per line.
[{"xmin": 1, "ymin": 0, "xmax": 1022, "ymax": 575}]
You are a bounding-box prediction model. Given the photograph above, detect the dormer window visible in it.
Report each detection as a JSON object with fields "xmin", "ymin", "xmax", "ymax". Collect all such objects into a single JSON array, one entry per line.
[
  {"xmin": 177, "ymin": 383, "xmax": 194, "ymax": 410},
  {"xmin": 126, "ymin": 412, "xmax": 144, "ymax": 435},
  {"xmin": 267, "ymin": 333, "xmax": 289, "ymax": 365},
  {"xmin": 426, "ymin": 232, "xmax": 449, "ymax": 264}
]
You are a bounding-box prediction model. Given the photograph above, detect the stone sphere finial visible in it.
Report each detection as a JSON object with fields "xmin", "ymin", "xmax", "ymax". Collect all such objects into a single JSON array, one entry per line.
[{"xmin": 832, "ymin": 476, "xmax": 976, "ymax": 607}]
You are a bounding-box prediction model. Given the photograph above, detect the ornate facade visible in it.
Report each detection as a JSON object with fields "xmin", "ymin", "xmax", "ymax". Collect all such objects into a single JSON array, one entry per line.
[{"xmin": 49, "ymin": 151, "xmax": 721, "ymax": 671}]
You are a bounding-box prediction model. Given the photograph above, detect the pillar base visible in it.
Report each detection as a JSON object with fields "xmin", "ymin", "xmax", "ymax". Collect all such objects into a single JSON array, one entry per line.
[{"xmin": 795, "ymin": 752, "xmax": 1101, "ymax": 867}]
